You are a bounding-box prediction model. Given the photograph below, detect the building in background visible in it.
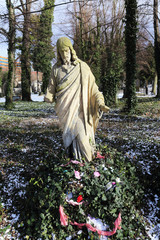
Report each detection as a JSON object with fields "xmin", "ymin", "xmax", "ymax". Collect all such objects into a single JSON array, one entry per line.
[
  {"xmin": 0, "ymin": 56, "xmax": 8, "ymax": 72},
  {"xmin": 0, "ymin": 56, "xmax": 42, "ymax": 93}
]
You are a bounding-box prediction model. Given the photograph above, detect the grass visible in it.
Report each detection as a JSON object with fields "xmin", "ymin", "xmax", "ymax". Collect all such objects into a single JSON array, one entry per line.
[{"xmin": 115, "ymin": 97, "xmax": 160, "ymax": 118}]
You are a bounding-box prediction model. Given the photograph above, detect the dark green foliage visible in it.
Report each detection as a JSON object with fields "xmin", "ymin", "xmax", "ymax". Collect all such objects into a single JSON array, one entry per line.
[
  {"xmin": 21, "ymin": 0, "xmax": 32, "ymax": 101},
  {"xmin": 0, "ymin": 67, "xmax": 2, "ymax": 87},
  {"xmin": 1, "ymin": 71, "xmax": 8, "ymax": 87},
  {"xmin": 5, "ymin": 0, "xmax": 15, "ymax": 110},
  {"xmin": 0, "ymin": 71, "xmax": 8, "ymax": 98},
  {"xmin": 125, "ymin": 0, "xmax": 138, "ymax": 111},
  {"xmin": 101, "ymin": 74, "xmax": 117, "ymax": 107},
  {"xmin": 137, "ymin": 43, "xmax": 155, "ymax": 89},
  {"xmin": 21, "ymin": 55, "xmax": 31, "ymax": 101},
  {"xmin": 31, "ymin": 0, "xmax": 55, "ymax": 94},
  {"xmin": 1, "ymin": 101, "xmax": 159, "ymax": 238},
  {"xmin": 101, "ymin": 48, "xmax": 124, "ymax": 106},
  {"xmin": 153, "ymin": 0, "xmax": 160, "ymax": 97},
  {"xmin": 5, "ymin": 51, "xmax": 14, "ymax": 108},
  {"xmin": 90, "ymin": 18, "xmax": 101, "ymax": 86},
  {"xmin": 6, "ymin": 147, "xmax": 148, "ymax": 239}
]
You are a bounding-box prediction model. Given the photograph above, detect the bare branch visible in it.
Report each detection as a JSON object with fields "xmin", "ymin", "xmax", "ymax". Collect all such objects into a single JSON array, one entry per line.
[
  {"xmin": 14, "ymin": 0, "xmax": 38, "ymax": 9},
  {"xmin": 15, "ymin": 0, "xmax": 96, "ymax": 17},
  {"xmin": 0, "ymin": 28, "xmax": 8, "ymax": 38},
  {"xmin": 19, "ymin": 0, "xmax": 25, "ymax": 12},
  {"xmin": 138, "ymin": 33, "xmax": 154, "ymax": 46},
  {"xmin": 0, "ymin": 0, "xmax": 96, "ymax": 19},
  {"xmin": 137, "ymin": 3, "xmax": 153, "ymax": 8},
  {"xmin": 16, "ymin": 6, "xmax": 24, "ymax": 13}
]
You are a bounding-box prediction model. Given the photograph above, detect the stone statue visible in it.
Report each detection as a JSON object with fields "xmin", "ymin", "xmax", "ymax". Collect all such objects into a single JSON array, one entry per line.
[{"xmin": 44, "ymin": 37, "xmax": 110, "ymax": 161}]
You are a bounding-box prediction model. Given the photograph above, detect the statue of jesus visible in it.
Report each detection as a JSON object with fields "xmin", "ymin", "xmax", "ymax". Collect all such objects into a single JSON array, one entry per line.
[{"xmin": 44, "ymin": 37, "xmax": 110, "ymax": 161}]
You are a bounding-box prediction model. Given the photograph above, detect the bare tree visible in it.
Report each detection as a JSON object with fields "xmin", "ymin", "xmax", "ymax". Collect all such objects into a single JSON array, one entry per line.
[{"xmin": 153, "ymin": 0, "xmax": 160, "ymax": 97}]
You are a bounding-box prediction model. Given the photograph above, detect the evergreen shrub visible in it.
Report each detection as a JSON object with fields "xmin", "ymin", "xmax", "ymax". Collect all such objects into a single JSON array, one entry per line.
[{"xmin": 14, "ymin": 146, "xmax": 149, "ymax": 239}]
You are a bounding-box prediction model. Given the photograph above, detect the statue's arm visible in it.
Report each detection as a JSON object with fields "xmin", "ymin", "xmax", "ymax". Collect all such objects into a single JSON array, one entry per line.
[
  {"xmin": 44, "ymin": 68, "xmax": 56, "ymax": 103},
  {"xmin": 99, "ymin": 103, "xmax": 110, "ymax": 112},
  {"xmin": 95, "ymin": 90, "xmax": 110, "ymax": 113}
]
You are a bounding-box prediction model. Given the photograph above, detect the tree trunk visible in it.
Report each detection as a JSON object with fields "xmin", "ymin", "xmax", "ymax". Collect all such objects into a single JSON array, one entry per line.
[
  {"xmin": 5, "ymin": 0, "xmax": 15, "ymax": 110},
  {"xmin": 125, "ymin": 0, "xmax": 137, "ymax": 111},
  {"xmin": 37, "ymin": 71, "xmax": 39, "ymax": 93},
  {"xmin": 152, "ymin": 73, "xmax": 157, "ymax": 95},
  {"xmin": 145, "ymin": 79, "xmax": 148, "ymax": 95},
  {"xmin": 21, "ymin": 0, "xmax": 31, "ymax": 101},
  {"xmin": 153, "ymin": 0, "xmax": 160, "ymax": 98}
]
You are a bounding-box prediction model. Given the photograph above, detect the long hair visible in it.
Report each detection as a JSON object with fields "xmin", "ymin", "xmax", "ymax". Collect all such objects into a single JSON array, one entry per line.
[{"xmin": 56, "ymin": 37, "xmax": 80, "ymax": 66}]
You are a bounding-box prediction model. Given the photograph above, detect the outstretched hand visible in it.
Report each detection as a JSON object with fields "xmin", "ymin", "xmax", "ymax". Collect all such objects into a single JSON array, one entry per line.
[{"xmin": 99, "ymin": 104, "xmax": 110, "ymax": 113}]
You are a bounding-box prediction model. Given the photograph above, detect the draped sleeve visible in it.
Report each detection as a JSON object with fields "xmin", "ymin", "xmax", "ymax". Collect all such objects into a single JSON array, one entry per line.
[{"xmin": 80, "ymin": 61, "xmax": 105, "ymax": 133}]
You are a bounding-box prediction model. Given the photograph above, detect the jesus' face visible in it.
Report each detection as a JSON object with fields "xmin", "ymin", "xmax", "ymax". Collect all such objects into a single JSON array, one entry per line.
[{"xmin": 59, "ymin": 47, "xmax": 71, "ymax": 65}]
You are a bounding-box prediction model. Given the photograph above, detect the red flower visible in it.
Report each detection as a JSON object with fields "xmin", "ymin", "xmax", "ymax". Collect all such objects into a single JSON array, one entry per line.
[
  {"xmin": 96, "ymin": 152, "xmax": 105, "ymax": 159},
  {"xmin": 77, "ymin": 195, "xmax": 83, "ymax": 203}
]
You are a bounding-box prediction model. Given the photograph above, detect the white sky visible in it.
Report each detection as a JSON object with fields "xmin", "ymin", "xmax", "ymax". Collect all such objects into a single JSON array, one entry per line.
[
  {"xmin": 0, "ymin": 0, "xmax": 157, "ymax": 58},
  {"xmin": 0, "ymin": 0, "xmax": 8, "ymax": 57},
  {"xmin": 0, "ymin": 0, "xmax": 71, "ymax": 58}
]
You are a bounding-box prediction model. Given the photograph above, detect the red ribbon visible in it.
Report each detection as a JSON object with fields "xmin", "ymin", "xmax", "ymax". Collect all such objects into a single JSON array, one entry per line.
[
  {"xmin": 70, "ymin": 213, "xmax": 121, "ymax": 236},
  {"xmin": 61, "ymin": 160, "xmax": 84, "ymax": 167},
  {"xmin": 59, "ymin": 205, "xmax": 68, "ymax": 226},
  {"xmin": 59, "ymin": 205, "xmax": 121, "ymax": 237}
]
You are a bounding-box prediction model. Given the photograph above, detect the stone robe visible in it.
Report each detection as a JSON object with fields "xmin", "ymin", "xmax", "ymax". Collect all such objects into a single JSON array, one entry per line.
[{"xmin": 44, "ymin": 61, "xmax": 105, "ymax": 161}]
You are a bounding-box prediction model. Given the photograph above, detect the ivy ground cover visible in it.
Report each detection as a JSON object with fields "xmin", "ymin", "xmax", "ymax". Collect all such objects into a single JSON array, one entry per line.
[{"xmin": 0, "ymin": 99, "xmax": 159, "ymax": 239}]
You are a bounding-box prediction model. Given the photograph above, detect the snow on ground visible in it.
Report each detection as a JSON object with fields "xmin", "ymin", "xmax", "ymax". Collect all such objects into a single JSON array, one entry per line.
[
  {"xmin": 0, "ymin": 84, "xmax": 155, "ymax": 103},
  {"xmin": 0, "ymin": 93, "xmax": 44, "ymax": 103},
  {"xmin": 31, "ymin": 93, "xmax": 44, "ymax": 102},
  {"xmin": 0, "ymin": 96, "xmax": 5, "ymax": 102},
  {"xmin": 117, "ymin": 85, "xmax": 156, "ymax": 99}
]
